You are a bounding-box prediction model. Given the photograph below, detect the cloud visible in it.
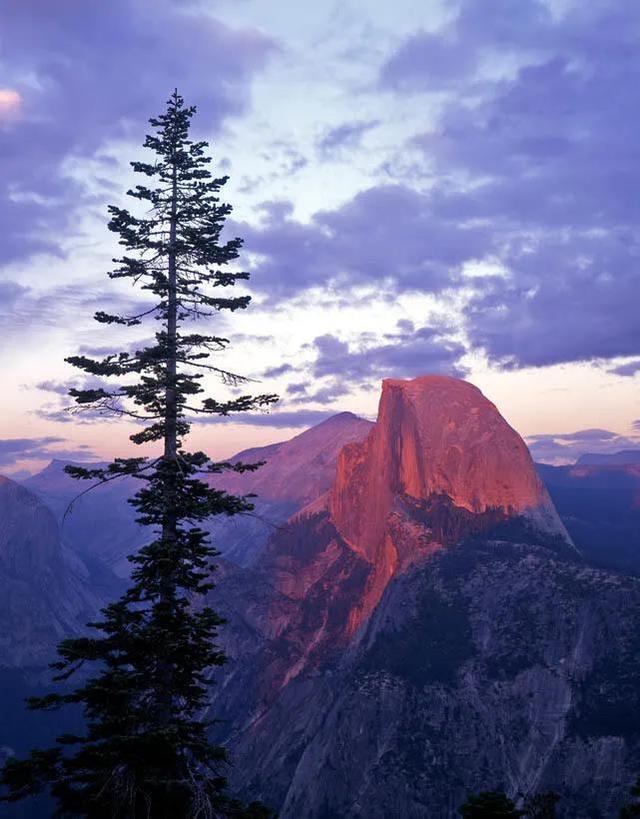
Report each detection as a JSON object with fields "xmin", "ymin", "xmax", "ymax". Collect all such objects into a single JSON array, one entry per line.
[
  {"xmin": 287, "ymin": 379, "xmax": 352, "ymax": 406},
  {"xmin": 609, "ymin": 359, "xmax": 640, "ymax": 377},
  {"xmin": 378, "ymin": 0, "xmax": 640, "ymax": 368},
  {"xmin": 527, "ymin": 428, "xmax": 640, "ymax": 465},
  {"xmin": 194, "ymin": 409, "xmax": 336, "ymax": 429},
  {"xmin": 316, "ymin": 119, "xmax": 380, "ymax": 159},
  {"xmin": 33, "ymin": 376, "xmax": 124, "ymax": 425},
  {"xmin": 263, "ymin": 363, "xmax": 295, "ymax": 378},
  {"xmin": 0, "ymin": 280, "xmax": 153, "ymax": 340},
  {"xmin": 0, "ymin": 0, "xmax": 275, "ymax": 264},
  {"xmin": 379, "ymin": 31, "xmax": 476, "ymax": 91},
  {"xmin": 0, "ymin": 436, "xmax": 96, "ymax": 472},
  {"xmin": 0, "ymin": 88, "xmax": 21, "ymax": 121},
  {"xmin": 310, "ymin": 325, "xmax": 466, "ymax": 382},
  {"xmin": 240, "ymin": 184, "xmax": 491, "ymax": 297}
]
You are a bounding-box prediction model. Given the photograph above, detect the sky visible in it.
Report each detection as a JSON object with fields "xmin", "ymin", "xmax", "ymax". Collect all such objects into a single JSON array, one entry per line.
[{"xmin": 1, "ymin": 0, "xmax": 639, "ymax": 475}]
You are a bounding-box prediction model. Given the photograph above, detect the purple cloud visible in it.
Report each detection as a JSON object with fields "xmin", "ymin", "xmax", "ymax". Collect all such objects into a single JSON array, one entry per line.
[
  {"xmin": 379, "ymin": 0, "xmax": 640, "ymax": 368},
  {"xmin": 287, "ymin": 379, "xmax": 352, "ymax": 406},
  {"xmin": 527, "ymin": 428, "xmax": 640, "ymax": 464},
  {"xmin": 33, "ymin": 376, "xmax": 127, "ymax": 425},
  {"xmin": 263, "ymin": 364, "xmax": 295, "ymax": 378},
  {"xmin": 379, "ymin": 31, "xmax": 476, "ymax": 91},
  {"xmin": 610, "ymin": 360, "xmax": 640, "ymax": 377},
  {"xmin": 0, "ymin": 437, "xmax": 96, "ymax": 472},
  {"xmin": 311, "ymin": 325, "xmax": 466, "ymax": 382},
  {"xmin": 0, "ymin": 0, "xmax": 275, "ymax": 265},
  {"xmin": 316, "ymin": 120, "xmax": 380, "ymax": 159},
  {"xmin": 240, "ymin": 184, "xmax": 491, "ymax": 296},
  {"xmin": 0, "ymin": 282, "xmax": 153, "ymax": 341}
]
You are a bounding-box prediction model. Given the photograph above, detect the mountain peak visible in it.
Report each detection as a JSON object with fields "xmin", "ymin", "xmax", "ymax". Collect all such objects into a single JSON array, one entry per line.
[{"xmin": 330, "ymin": 374, "xmax": 570, "ymax": 564}]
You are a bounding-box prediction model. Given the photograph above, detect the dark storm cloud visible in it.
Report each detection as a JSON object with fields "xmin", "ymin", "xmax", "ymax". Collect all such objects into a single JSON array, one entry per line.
[
  {"xmin": 377, "ymin": 0, "xmax": 640, "ymax": 367},
  {"xmin": 0, "ymin": 0, "xmax": 275, "ymax": 264}
]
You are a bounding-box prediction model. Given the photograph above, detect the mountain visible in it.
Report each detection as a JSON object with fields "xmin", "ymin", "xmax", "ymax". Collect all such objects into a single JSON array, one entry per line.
[
  {"xmin": 538, "ymin": 461, "xmax": 640, "ymax": 574},
  {"xmin": 258, "ymin": 375, "xmax": 573, "ymax": 662},
  {"xmin": 330, "ymin": 375, "xmax": 570, "ymax": 558},
  {"xmin": 22, "ymin": 413, "xmax": 373, "ymax": 573},
  {"xmin": 5, "ymin": 377, "xmax": 640, "ymax": 815},
  {"xmin": 22, "ymin": 459, "xmax": 145, "ymax": 578},
  {"xmin": 201, "ymin": 376, "xmax": 640, "ymax": 817},
  {"xmin": 0, "ymin": 475, "xmax": 112, "ymax": 669},
  {"xmin": 577, "ymin": 450, "xmax": 640, "ymax": 465},
  {"xmin": 0, "ymin": 475, "xmax": 113, "ymax": 818},
  {"xmin": 214, "ymin": 411, "xmax": 374, "ymax": 506},
  {"xmin": 205, "ymin": 411, "xmax": 373, "ymax": 566}
]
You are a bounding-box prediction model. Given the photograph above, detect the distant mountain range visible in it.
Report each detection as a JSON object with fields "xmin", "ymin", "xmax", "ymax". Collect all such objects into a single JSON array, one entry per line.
[
  {"xmin": 1, "ymin": 376, "xmax": 640, "ymax": 817},
  {"xmin": 577, "ymin": 449, "xmax": 640, "ymax": 465}
]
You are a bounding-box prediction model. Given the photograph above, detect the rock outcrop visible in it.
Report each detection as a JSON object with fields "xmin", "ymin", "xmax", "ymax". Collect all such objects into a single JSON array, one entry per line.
[
  {"xmin": 203, "ymin": 377, "xmax": 640, "ymax": 818},
  {"xmin": 330, "ymin": 375, "xmax": 569, "ymax": 562},
  {"xmin": 260, "ymin": 376, "xmax": 574, "ymax": 660}
]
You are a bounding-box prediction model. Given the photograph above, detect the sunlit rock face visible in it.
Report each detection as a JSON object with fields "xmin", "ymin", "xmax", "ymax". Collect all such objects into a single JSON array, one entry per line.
[
  {"xmin": 206, "ymin": 377, "xmax": 640, "ymax": 818},
  {"xmin": 229, "ymin": 376, "xmax": 576, "ymax": 699},
  {"xmin": 330, "ymin": 375, "xmax": 569, "ymax": 563},
  {"xmin": 286, "ymin": 375, "xmax": 573, "ymax": 639}
]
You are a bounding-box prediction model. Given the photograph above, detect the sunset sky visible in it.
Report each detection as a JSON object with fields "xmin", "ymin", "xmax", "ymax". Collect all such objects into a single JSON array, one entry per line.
[{"xmin": 1, "ymin": 0, "xmax": 639, "ymax": 476}]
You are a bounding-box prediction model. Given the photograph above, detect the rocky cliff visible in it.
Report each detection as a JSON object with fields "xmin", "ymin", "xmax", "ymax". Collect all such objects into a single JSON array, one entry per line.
[
  {"xmin": 204, "ymin": 377, "xmax": 640, "ymax": 818},
  {"xmin": 253, "ymin": 376, "xmax": 574, "ymax": 671},
  {"xmin": 0, "ymin": 476, "xmax": 112, "ymax": 668}
]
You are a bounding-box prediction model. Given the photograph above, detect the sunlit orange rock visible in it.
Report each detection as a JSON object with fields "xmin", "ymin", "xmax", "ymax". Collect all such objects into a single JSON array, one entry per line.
[{"xmin": 330, "ymin": 375, "xmax": 569, "ymax": 563}]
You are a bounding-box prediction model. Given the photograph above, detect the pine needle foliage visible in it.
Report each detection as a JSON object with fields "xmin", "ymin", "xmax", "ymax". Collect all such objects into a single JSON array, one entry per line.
[
  {"xmin": 0, "ymin": 91, "xmax": 277, "ymax": 818},
  {"xmin": 458, "ymin": 790, "xmax": 522, "ymax": 818},
  {"xmin": 621, "ymin": 776, "xmax": 640, "ymax": 818}
]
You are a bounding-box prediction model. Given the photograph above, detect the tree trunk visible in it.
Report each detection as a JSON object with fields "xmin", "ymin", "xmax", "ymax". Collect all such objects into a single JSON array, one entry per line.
[{"xmin": 157, "ymin": 95, "xmax": 180, "ymax": 724}]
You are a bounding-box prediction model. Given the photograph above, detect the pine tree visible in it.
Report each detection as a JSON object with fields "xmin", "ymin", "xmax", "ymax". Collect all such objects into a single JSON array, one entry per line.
[
  {"xmin": 621, "ymin": 776, "xmax": 640, "ymax": 818},
  {"xmin": 0, "ymin": 91, "xmax": 277, "ymax": 818},
  {"xmin": 522, "ymin": 790, "xmax": 560, "ymax": 818},
  {"xmin": 459, "ymin": 790, "xmax": 522, "ymax": 818}
]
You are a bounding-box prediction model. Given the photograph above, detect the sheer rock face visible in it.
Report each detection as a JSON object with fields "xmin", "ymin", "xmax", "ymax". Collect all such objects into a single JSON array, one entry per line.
[
  {"xmin": 219, "ymin": 377, "xmax": 578, "ymax": 703},
  {"xmin": 298, "ymin": 376, "xmax": 573, "ymax": 638},
  {"xmin": 0, "ymin": 477, "xmax": 109, "ymax": 668},
  {"xmin": 330, "ymin": 375, "xmax": 569, "ymax": 564}
]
